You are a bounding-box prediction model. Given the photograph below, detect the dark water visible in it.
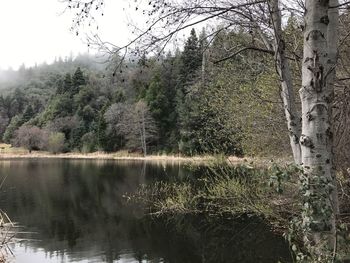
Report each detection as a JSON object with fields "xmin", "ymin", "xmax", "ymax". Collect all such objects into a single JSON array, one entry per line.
[{"xmin": 0, "ymin": 159, "xmax": 292, "ymax": 263}]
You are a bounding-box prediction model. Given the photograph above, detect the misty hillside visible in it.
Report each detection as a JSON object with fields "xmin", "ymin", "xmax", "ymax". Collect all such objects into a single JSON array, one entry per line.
[
  {"xmin": 0, "ymin": 54, "xmax": 107, "ymax": 93},
  {"xmin": 0, "ymin": 29, "xmax": 289, "ymax": 155}
]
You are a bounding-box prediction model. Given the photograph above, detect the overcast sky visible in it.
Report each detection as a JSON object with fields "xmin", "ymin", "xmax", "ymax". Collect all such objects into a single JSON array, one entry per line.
[{"xmin": 0, "ymin": 0, "xmax": 131, "ymax": 70}]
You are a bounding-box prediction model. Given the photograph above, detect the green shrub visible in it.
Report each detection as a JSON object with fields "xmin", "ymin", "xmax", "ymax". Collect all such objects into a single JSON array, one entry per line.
[{"xmin": 48, "ymin": 132, "xmax": 65, "ymax": 154}]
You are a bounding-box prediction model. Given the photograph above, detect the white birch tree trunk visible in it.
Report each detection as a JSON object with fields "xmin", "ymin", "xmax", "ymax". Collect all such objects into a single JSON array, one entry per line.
[
  {"xmin": 139, "ymin": 124, "xmax": 145, "ymax": 156},
  {"xmin": 269, "ymin": 0, "xmax": 302, "ymax": 164},
  {"xmin": 300, "ymin": 0, "xmax": 339, "ymax": 258},
  {"xmin": 142, "ymin": 113, "xmax": 147, "ymax": 156}
]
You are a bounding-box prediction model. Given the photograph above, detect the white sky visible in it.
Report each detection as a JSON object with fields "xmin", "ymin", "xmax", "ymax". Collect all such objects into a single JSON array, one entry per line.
[{"xmin": 0, "ymin": 0, "xmax": 131, "ymax": 70}]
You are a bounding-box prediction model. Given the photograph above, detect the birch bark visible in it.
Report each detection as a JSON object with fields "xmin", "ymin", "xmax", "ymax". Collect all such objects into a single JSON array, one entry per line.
[
  {"xmin": 269, "ymin": 0, "xmax": 302, "ymax": 164},
  {"xmin": 300, "ymin": 0, "xmax": 339, "ymax": 256}
]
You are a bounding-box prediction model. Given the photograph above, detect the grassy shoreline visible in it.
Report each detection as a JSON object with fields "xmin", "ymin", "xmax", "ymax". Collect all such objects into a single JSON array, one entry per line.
[
  {"xmin": 0, "ymin": 151, "xmax": 210, "ymax": 162},
  {"xmin": 0, "ymin": 151, "xmax": 293, "ymax": 166},
  {"xmin": 0, "ymin": 148, "xmax": 220, "ymax": 163},
  {"xmin": 0, "ymin": 144, "xmax": 293, "ymax": 165}
]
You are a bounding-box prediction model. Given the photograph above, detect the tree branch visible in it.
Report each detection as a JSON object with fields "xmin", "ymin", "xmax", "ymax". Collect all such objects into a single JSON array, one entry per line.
[
  {"xmin": 329, "ymin": 1, "xmax": 350, "ymax": 8},
  {"xmin": 214, "ymin": 46, "xmax": 274, "ymax": 64}
]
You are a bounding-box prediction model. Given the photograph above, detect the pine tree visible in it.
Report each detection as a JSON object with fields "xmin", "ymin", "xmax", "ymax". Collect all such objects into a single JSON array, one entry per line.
[
  {"xmin": 96, "ymin": 108, "xmax": 108, "ymax": 150},
  {"xmin": 22, "ymin": 105, "xmax": 34, "ymax": 123},
  {"xmin": 55, "ymin": 78, "xmax": 65, "ymax": 95},
  {"xmin": 72, "ymin": 67, "xmax": 86, "ymax": 95},
  {"xmin": 179, "ymin": 28, "xmax": 202, "ymax": 88},
  {"xmin": 2, "ymin": 115, "xmax": 24, "ymax": 143},
  {"xmin": 63, "ymin": 73, "xmax": 73, "ymax": 94},
  {"xmin": 176, "ymin": 29, "xmax": 202, "ymax": 152},
  {"xmin": 145, "ymin": 73, "xmax": 170, "ymax": 146}
]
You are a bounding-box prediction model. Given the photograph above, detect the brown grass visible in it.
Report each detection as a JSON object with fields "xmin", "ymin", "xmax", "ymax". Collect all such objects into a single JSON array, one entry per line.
[
  {"xmin": 0, "ymin": 210, "xmax": 15, "ymax": 262},
  {"xmin": 0, "ymin": 144, "xmax": 294, "ymax": 166},
  {"xmin": 0, "ymin": 146, "xmax": 214, "ymax": 163}
]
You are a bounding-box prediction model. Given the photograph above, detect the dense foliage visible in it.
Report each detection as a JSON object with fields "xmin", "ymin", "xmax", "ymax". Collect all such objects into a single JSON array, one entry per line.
[{"xmin": 0, "ymin": 29, "xmax": 288, "ymax": 156}]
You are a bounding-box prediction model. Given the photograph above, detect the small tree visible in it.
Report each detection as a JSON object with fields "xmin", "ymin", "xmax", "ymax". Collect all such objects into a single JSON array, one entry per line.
[
  {"xmin": 13, "ymin": 125, "xmax": 48, "ymax": 153},
  {"xmin": 0, "ymin": 115, "xmax": 9, "ymax": 140},
  {"xmin": 3, "ymin": 115, "xmax": 24, "ymax": 143},
  {"xmin": 104, "ymin": 101, "xmax": 157, "ymax": 155},
  {"xmin": 81, "ymin": 132, "xmax": 96, "ymax": 153},
  {"xmin": 104, "ymin": 102, "xmax": 131, "ymax": 150},
  {"xmin": 47, "ymin": 132, "xmax": 65, "ymax": 154},
  {"xmin": 129, "ymin": 100, "xmax": 158, "ymax": 156},
  {"xmin": 63, "ymin": 73, "xmax": 73, "ymax": 94},
  {"xmin": 72, "ymin": 67, "xmax": 86, "ymax": 95}
]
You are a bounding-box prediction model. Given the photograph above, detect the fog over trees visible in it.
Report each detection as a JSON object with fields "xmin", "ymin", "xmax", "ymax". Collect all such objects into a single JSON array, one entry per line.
[
  {"xmin": 0, "ymin": 34, "xmax": 275, "ymax": 156},
  {"xmin": 1, "ymin": 0, "xmax": 350, "ymax": 260}
]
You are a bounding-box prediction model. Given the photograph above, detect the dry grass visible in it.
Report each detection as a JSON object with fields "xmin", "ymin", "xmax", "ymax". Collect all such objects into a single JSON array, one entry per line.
[
  {"xmin": 0, "ymin": 144, "xmax": 27, "ymax": 155},
  {"xmin": 0, "ymin": 164, "xmax": 16, "ymax": 262},
  {"xmin": 0, "ymin": 147, "xmax": 221, "ymax": 163},
  {"xmin": 0, "ymin": 210, "xmax": 15, "ymax": 263},
  {"xmin": 0, "ymin": 145, "xmax": 295, "ymax": 167},
  {"xmin": 129, "ymin": 163, "xmax": 299, "ymax": 223}
]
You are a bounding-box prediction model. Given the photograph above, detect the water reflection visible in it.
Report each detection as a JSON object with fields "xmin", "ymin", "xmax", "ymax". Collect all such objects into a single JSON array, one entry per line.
[{"xmin": 0, "ymin": 159, "xmax": 292, "ymax": 262}]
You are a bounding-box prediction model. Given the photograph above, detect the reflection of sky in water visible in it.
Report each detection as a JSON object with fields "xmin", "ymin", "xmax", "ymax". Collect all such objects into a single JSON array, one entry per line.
[
  {"xmin": 1, "ymin": 159, "xmax": 291, "ymax": 263},
  {"xmin": 12, "ymin": 243, "xmax": 153, "ymax": 263}
]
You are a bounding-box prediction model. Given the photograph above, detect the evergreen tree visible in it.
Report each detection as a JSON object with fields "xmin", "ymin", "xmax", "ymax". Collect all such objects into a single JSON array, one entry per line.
[
  {"xmin": 10, "ymin": 89, "xmax": 26, "ymax": 117},
  {"xmin": 72, "ymin": 67, "xmax": 86, "ymax": 95},
  {"xmin": 69, "ymin": 119, "xmax": 86, "ymax": 150},
  {"xmin": 55, "ymin": 78, "xmax": 65, "ymax": 95},
  {"xmin": 163, "ymin": 50, "xmax": 182, "ymax": 149},
  {"xmin": 63, "ymin": 73, "xmax": 73, "ymax": 94},
  {"xmin": 40, "ymin": 94, "xmax": 74, "ymax": 123},
  {"xmin": 22, "ymin": 105, "xmax": 35, "ymax": 123},
  {"xmin": 80, "ymin": 105, "xmax": 95, "ymax": 123},
  {"xmin": 2, "ymin": 115, "xmax": 24, "ymax": 143},
  {"xmin": 96, "ymin": 108, "xmax": 108, "ymax": 151},
  {"xmin": 177, "ymin": 28, "xmax": 202, "ymax": 152},
  {"xmin": 179, "ymin": 28, "xmax": 202, "ymax": 88},
  {"xmin": 145, "ymin": 73, "xmax": 170, "ymax": 144}
]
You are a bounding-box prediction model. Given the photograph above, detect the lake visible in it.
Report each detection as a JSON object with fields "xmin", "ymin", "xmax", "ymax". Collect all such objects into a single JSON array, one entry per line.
[{"xmin": 0, "ymin": 159, "xmax": 292, "ymax": 263}]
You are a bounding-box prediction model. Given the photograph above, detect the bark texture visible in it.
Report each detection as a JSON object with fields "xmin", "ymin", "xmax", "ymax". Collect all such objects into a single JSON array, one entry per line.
[
  {"xmin": 269, "ymin": 0, "xmax": 302, "ymax": 164},
  {"xmin": 327, "ymin": 0, "xmax": 340, "ymax": 217},
  {"xmin": 300, "ymin": 0, "xmax": 339, "ymax": 257}
]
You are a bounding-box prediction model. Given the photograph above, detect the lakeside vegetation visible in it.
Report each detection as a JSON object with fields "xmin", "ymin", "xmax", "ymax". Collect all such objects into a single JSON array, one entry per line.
[
  {"xmin": 128, "ymin": 160, "xmax": 350, "ymax": 261},
  {"xmin": 0, "ymin": 143, "xmax": 293, "ymax": 168},
  {"xmin": 2, "ymin": 0, "xmax": 350, "ymax": 261},
  {"xmin": 0, "ymin": 160, "xmax": 295, "ymax": 262},
  {"xmin": 0, "ymin": 143, "xmax": 213, "ymax": 162},
  {"xmin": 0, "ymin": 28, "xmax": 289, "ymax": 158},
  {"xmin": 0, "ymin": 25, "xmax": 350, "ymax": 262}
]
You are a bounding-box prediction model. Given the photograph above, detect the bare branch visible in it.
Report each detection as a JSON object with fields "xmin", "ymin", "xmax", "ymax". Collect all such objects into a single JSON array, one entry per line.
[
  {"xmin": 214, "ymin": 46, "xmax": 274, "ymax": 64},
  {"xmin": 329, "ymin": 1, "xmax": 350, "ymax": 8}
]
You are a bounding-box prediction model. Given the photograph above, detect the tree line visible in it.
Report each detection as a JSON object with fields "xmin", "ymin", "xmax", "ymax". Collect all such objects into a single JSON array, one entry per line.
[
  {"xmin": 48, "ymin": 0, "xmax": 350, "ymax": 258},
  {"xmin": 0, "ymin": 28, "xmax": 287, "ymax": 156}
]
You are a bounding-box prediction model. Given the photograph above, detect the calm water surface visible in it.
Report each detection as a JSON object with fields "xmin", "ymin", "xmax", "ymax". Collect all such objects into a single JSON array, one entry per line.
[{"xmin": 0, "ymin": 159, "xmax": 292, "ymax": 263}]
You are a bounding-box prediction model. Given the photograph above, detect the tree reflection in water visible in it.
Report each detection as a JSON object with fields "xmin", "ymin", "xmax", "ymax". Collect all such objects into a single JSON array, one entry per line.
[{"xmin": 0, "ymin": 159, "xmax": 292, "ymax": 262}]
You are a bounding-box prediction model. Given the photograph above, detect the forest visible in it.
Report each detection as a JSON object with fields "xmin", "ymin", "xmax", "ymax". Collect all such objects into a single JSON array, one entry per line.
[
  {"xmin": 2, "ymin": 0, "xmax": 350, "ymax": 261},
  {"xmin": 0, "ymin": 28, "xmax": 289, "ymax": 157}
]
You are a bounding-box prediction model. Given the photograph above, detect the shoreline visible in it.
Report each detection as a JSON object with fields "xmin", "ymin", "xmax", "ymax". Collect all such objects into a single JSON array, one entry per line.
[
  {"xmin": 0, "ymin": 151, "xmax": 221, "ymax": 162},
  {"xmin": 0, "ymin": 146, "xmax": 292, "ymax": 165}
]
